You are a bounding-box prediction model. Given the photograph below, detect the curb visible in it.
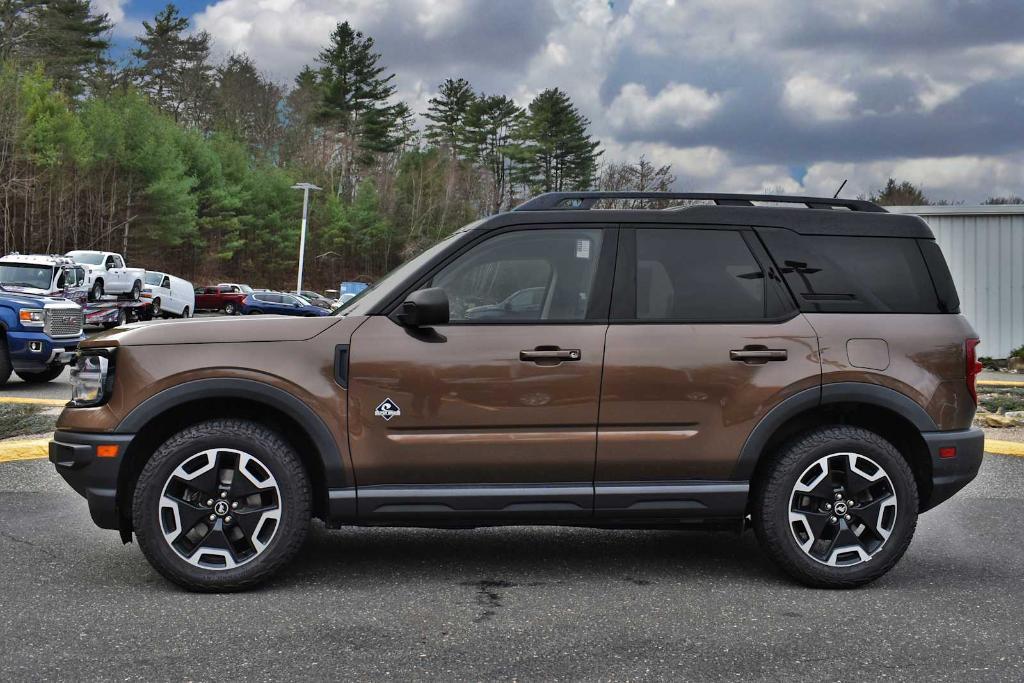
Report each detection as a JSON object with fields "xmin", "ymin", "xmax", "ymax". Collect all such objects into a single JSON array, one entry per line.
[
  {"xmin": 983, "ymin": 439, "xmax": 1024, "ymax": 457},
  {"xmin": 0, "ymin": 397, "xmax": 66, "ymax": 407},
  {"xmin": 978, "ymin": 379, "xmax": 1024, "ymax": 388},
  {"xmin": 0, "ymin": 438, "xmax": 50, "ymax": 463}
]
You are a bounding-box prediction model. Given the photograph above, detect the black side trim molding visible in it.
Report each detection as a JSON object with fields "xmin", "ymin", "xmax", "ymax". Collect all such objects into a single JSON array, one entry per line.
[
  {"xmin": 595, "ymin": 481, "xmax": 748, "ymax": 518},
  {"xmin": 117, "ymin": 378, "xmax": 350, "ymax": 492},
  {"xmin": 358, "ymin": 484, "xmax": 592, "ymax": 520}
]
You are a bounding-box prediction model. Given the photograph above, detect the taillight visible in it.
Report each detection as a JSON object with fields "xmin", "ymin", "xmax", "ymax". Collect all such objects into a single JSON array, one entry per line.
[{"xmin": 966, "ymin": 338, "xmax": 982, "ymax": 404}]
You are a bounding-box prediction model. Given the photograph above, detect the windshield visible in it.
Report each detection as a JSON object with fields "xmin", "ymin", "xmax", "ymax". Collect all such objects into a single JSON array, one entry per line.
[
  {"xmin": 0, "ymin": 263, "xmax": 55, "ymax": 289},
  {"xmin": 144, "ymin": 272, "xmax": 164, "ymax": 286},
  {"xmin": 334, "ymin": 227, "xmax": 472, "ymax": 316},
  {"xmin": 67, "ymin": 251, "xmax": 105, "ymax": 265}
]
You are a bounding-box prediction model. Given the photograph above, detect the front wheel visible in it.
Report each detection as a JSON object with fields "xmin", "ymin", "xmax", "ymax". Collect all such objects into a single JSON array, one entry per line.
[
  {"xmin": 152, "ymin": 298, "xmax": 162, "ymax": 317},
  {"xmin": 89, "ymin": 279, "xmax": 104, "ymax": 302},
  {"xmin": 132, "ymin": 419, "xmax": 311, "ymax": 591},
  {"xmin": 753, "ymin": 425, "xmax": 918, "ymax": 588},
  {"xmin": 15, "ymin": 363, "xmax": 65, "ymax": 383}
]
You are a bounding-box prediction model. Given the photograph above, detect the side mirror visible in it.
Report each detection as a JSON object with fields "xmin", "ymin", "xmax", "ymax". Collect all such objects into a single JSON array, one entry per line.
[{"xmin": 397, "ymin": 287, "xmax": 449, "ymax": 327}]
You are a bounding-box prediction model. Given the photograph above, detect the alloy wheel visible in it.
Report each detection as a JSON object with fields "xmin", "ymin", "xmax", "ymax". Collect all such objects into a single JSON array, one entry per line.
[
  {"xmin": 788, "ymin": 452, "xmax": 898, "ymax": 567},
  {"xmin": 158, "ymin": 449, "xmax": 282, "ymax": 570}
]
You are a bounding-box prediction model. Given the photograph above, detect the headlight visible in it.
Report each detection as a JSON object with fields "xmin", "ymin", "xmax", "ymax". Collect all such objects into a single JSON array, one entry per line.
[
  {"xmin": 70, "ymin": 349, "xmax": 116, "ymax": 407},
  {"xmin": 19, "ymin": 308, "xmax": 44, "ymax": 327}
]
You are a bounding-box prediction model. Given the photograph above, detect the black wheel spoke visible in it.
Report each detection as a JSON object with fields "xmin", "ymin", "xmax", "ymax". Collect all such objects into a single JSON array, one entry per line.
[
  {"xmin": 821, "ymin": 522, "xmax": 863, "ymax": 559},
  {"xmin": 800, "ymin": 510, "xmax": 834, "ymax": 540},
  {"xmin": 842, "ymin": 457, "xmax": 879, "ymax": 495},
  {"xmin": 853, "ymin": 493, "xmax": 895, "ymax": 539},
  {"xmin": 232, "ymin": 505, "xmax": 277, "ymax": 541},
  {"xmin": 228, "ymin": 469, "xmax": 265, "ymax": 499},
  {"xmin": 191, "ymin": 520, "xmax": 238, "ymax": 560},
  {"xmin": 168, "ymin": 497, "xmax": 212, "ymax": 541}
]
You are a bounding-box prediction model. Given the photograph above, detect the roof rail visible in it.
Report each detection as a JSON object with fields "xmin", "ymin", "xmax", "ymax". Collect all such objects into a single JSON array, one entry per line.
[{"xmin": 513, "ymin": 192, "xmax": 887, "ymax": 213}]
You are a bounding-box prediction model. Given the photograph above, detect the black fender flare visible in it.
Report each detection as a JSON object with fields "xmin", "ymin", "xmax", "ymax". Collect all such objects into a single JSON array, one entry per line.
[
  {"xmin": 117, "ymin": 377, "xmax": 350, "ymax": 493},
  {"xmin": 732, "ymin": 382, "xmax": 938, "ymax": 479}
]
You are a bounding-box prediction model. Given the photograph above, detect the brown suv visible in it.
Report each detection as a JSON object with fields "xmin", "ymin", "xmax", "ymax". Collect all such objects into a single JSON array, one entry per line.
[{"xmin": 49, "ymin": 192, "xmax": 984, "ymax": 591}]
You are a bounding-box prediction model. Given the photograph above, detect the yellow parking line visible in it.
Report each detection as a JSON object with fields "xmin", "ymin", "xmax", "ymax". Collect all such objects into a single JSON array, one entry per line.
[
  {"xmin": 985, "ymin": 439, "xmax": 1024, "ymax": 457},
  {"xmin": 0, "ymin": 438, "xmax": 49, "ymax": 463},
  {"xmin": 0, "ymin": 396, "xmax": 66, "ymax": 407},
  {"xmin": 977, "ymin": 379, "xmax": 1024, "ymax": 387}
]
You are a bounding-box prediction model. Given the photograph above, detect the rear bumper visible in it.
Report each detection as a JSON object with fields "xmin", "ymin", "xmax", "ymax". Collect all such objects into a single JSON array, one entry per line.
[
  {"xmin": 921, "ymin": 427, "xmax": 985, "ymax": 511},
  {"xmin": 49, "ymin": 430, "xmax": 135, "ymax": 530}
]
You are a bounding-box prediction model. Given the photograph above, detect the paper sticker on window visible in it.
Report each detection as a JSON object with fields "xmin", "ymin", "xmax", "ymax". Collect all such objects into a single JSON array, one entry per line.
[{"xmin": 575, "ymin": 239, "xmax": 591, "ymax": 259}]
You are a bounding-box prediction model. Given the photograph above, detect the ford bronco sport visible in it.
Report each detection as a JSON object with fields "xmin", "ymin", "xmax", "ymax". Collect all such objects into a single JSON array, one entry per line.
[{"xmin": 49, "ymin": 192, "xmax": 984, "ymax": 591}]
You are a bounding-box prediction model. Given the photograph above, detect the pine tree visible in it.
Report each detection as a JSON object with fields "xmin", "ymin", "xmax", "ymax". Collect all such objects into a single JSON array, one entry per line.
[
  {"xmin": 309, "ymin": 21, "xmax": 409, "ymax": 198},
  {"xmin": 463, "ymin": 93, "xmax": 523, "ymax": 212},
  {"xmin": 423, "ymin": 77, "xmax": 475, "ymax": 157},
  {"xmin": 512, "ymin": 88, "xmax": 600, "ymax": 194},
  {"xmin": 4, "ymin": 0, "xmax": 111, "ymax": 98},
  {"xmin": 132, "ymin": 3, "xmax": 213, "ymax": 127}
]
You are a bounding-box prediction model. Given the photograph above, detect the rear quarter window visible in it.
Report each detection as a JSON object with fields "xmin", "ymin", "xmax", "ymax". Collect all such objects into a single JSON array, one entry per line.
[{"xmin": 758, "ymin": 228, "xmax": 950, "ymax": 314}]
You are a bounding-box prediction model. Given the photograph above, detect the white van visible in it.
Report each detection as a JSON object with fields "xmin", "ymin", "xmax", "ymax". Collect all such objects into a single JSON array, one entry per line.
[{"xmin": 142, "ymin": 271, "xmax": 195, "ymax": 318}]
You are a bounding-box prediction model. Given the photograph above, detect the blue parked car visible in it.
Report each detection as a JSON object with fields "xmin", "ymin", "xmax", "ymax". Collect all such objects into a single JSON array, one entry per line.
[
  {"xmin": 0, "ymin": 287, "xmax": 85, "ymax": 385},
  {"xmin": 241, "ymin": 291, "xmax": 330, "ymax": 317}
]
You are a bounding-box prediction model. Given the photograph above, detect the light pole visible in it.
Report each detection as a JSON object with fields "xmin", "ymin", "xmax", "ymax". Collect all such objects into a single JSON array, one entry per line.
[{"xmin": 291, "ymin": 182, "xmax": 322, "ymax": 294}]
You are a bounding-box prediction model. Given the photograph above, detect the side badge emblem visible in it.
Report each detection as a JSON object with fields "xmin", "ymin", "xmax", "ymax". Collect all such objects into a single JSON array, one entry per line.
[{"xmin": 374, "ymin": 398, "xmax": 401, "ymax": 421}]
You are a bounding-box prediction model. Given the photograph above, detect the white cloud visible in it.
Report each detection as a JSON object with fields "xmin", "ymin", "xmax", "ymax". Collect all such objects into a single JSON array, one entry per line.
[
  {"xmin": 607, "ymin": 82, "xmax": 723, "ymax": 132},
  {"xmin": 93, "ymin": 0, "xmax": 126, "ymax": 24},
  {"xmin": 783, "ymin": 74, "xmax": 858, "ymax": 121}
]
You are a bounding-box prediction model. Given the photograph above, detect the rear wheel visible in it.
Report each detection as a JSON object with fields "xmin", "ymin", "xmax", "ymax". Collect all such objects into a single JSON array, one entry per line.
[
  {"xmin": 130, "ymin": 280, "xmax": 142, "ymax": 300},
  {"xmin": 102, "ymin": 308, "xmax": 127, "ymax": 330},
  {"xmin": 181, "ymin": 306, "xmax": 190, "ymax": 319},
  {"xmin": 753, "ymin": 425, "xmax": 918, "ymax": 588},
  {"xmin": 132, "ymin": 419, "xmax": 311, "ymax": 591},
  {"xmin": 223, "ymin": 302, "xmax": 237, "ymax": 316},
  {"xmin": 15, "ymin": 363, "xmax": 65, "ymax": 383}
]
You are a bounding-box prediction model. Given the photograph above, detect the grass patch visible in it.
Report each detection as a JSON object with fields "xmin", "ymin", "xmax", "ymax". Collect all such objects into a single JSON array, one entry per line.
[
  {"xmin": 979, "ymin": 386, "xmax": 1024, "ymax": 413},
  {"xmin": 0, "ymin": 404, "xmax": 57, "ymax": 439}
]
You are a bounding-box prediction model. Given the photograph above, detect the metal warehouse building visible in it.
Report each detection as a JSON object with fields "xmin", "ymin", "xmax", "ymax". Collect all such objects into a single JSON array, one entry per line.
[{"xmin": 890, "ymin": 205, "xmax": 1024, "ymax": 358}]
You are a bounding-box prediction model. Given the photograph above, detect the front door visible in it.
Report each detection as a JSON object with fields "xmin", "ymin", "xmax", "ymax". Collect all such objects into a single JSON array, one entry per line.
[
  {"xmin": 595, "ymin": 226, "xmax": 821, "ymax": 517},
  {"xmin": 348, "ymin": 226, "xmax": 615, "ymax": 521}
]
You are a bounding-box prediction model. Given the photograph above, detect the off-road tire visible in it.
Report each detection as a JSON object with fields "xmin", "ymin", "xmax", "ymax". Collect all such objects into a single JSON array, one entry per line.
[
  {"xmin": 0, "ymin": 336, "xmax": 12, "ymax": 385},
  {"xmin": 752, "ymin": 425, "xmax": 918, "ymax": 589},
  {"xmin": 15, "ymin": 363, "xmax": 65, "ymax": 383},
  {"xmin": 133, "ymin": 419, "xmax": 311, "ymax": 592}
]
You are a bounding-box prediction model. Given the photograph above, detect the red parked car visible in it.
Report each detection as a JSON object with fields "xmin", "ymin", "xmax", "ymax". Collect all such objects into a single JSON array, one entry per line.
[{"xmin": 193, "ymin": 285, "xmax": 247, "ymax": 315}]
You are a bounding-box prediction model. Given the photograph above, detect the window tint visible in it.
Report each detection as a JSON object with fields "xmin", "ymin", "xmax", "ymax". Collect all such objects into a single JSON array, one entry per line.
[
  {"xmin": 635, "ymin": 229, "xmax": 766, "ymax": 320},
  {"xmin": 431, "ymin": 229, "xmax": 603, "ymax": 322},
  {"xmin": 759, "ymin": 229, "xmax": 943, "ymax": 313},
  {"xmin": 257, "ymin": 293, "xmax": 282, "ymax": 303}
]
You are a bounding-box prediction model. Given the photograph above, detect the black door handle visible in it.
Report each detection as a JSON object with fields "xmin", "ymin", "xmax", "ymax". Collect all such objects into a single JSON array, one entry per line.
[
  {"xmin": 520, "ymin": 348, "xmax": 582, "ymax": 362},
  {"xmin": 730, "ymin": 347, "xmax": 787, "ymax": 363}
]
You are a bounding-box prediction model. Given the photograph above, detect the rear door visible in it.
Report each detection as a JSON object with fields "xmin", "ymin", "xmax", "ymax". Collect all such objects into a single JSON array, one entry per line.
[
  {"xmin": 595, "ymin": 225, "xmax": 820, "ymax": 517},
  {"xmin": 347, "ymin": 225, "xmax": 616, "ymax": 521}
]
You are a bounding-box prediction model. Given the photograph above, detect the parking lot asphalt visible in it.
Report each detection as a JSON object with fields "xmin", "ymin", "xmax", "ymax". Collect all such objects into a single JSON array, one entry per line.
[{"xmin": 0, "ymin": 454, "xmax": 1021, "ymax": 681}]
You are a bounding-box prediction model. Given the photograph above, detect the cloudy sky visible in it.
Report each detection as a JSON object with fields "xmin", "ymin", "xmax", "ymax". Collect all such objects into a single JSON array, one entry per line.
[{"xmin": 102, "ymin": 0, "xmax": 1024, "ymax": 202}]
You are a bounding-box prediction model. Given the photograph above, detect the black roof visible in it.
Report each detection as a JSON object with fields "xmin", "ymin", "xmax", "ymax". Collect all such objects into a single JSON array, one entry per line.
[{"xmin": 470, "ymin": 192, "xmax": 934, "ymax": 239}]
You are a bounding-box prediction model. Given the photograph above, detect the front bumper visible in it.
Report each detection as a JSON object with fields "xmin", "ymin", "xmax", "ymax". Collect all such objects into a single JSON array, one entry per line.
[
  {"xmin": 7, "ymin": 330, "xmax": 83, "ymax": 372},
  {"xmin": 49, "ymin": 430, "xmax": 135, "ymax": 530},
  {"xmin": 921, "ymin": 427, "xmax": 985, "ymax": 511}
]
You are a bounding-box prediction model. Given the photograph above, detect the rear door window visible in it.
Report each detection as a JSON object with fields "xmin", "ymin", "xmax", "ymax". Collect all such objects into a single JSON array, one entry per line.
[{"xmin": 633, "ymin": 228, "xmax": 768, "ymax": 321}]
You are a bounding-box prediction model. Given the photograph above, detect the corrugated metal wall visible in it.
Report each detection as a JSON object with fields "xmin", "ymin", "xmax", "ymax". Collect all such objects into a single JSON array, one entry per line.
[{"xmin": 890, "ymin": 207, "xmax": 1024, "ymax": 358}]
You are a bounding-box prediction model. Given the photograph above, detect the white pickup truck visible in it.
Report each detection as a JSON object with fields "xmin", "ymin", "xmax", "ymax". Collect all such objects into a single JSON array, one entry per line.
[{"xmin": 66, "ymin": 250, "xmax": 146, "ymax": 301}]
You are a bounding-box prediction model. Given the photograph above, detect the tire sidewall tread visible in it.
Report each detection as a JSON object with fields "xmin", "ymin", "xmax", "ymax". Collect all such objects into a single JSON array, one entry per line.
[
  {"xmin": 132, "ymin": 418, "xmax": 311, "ymax": 592},
  {"xmin": 753, "ymin": 424, "xmax": 919, "ymax": 589}
]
